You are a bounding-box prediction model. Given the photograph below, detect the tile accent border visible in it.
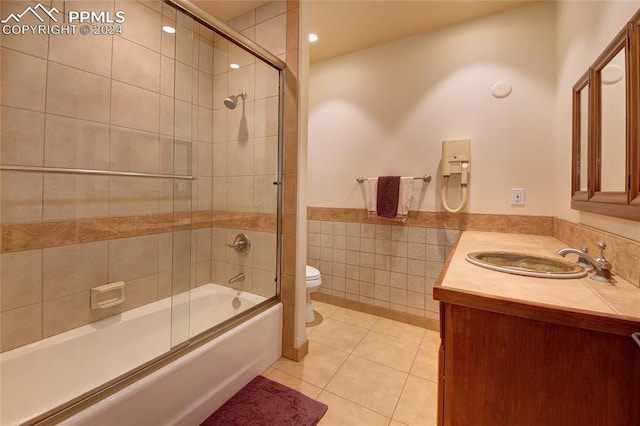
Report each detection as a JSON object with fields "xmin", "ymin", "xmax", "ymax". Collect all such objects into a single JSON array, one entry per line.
[
  {"xmin": 308, "ymin": 207, "xmax": 553, "ymax": 235},
  {"xmin": 1, "ymin": 210, "xmax": 277, "ymax": 253}
]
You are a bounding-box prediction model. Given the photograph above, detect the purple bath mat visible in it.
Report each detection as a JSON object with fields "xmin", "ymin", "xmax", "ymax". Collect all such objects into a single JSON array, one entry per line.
[{"xmin": 200, "ymin": 375, "xmax": 328, "ymax": 426}]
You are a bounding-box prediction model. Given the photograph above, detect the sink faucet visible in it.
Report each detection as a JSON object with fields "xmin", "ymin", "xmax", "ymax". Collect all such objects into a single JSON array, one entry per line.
[{"xmin": 556, "ymin": 242, "xmax": 615, "ymax": 283}]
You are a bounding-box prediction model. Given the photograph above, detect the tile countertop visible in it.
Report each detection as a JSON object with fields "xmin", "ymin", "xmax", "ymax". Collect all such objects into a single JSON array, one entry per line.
[{"xmin": 435, "ymin": 231, "xmax": 640, "ymax": 322}]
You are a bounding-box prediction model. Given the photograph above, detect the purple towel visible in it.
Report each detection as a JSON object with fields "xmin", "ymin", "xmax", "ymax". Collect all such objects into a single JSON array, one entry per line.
[{"xmin": 376, "ymin": 176, "xmax": 401, "ymax": 218}]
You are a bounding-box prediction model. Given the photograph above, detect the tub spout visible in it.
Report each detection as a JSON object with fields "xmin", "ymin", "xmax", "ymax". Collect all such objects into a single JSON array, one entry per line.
[{"xmin": 228, "ymin": 273, "xmax": 245, "ymax": 284}]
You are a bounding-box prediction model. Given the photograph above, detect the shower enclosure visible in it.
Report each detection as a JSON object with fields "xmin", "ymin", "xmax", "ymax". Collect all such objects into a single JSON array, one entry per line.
[{"xmin": 0, "ymin": 0, "xmax": 285, "ymax": 423}]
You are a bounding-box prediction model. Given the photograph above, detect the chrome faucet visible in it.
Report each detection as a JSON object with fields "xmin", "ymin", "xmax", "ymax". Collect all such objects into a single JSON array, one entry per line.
[{"xmin": 556, "ymin": 242, "xmax": 615, "ymax": 283}]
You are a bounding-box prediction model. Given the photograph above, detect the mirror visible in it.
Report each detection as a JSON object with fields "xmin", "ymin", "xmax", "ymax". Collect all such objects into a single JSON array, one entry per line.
[
  {"xmin": 599, "ymin": 48, "xmax": 626, "ymax": 192},
  {"xmin": 572, "ymin": 73, "xmax": 589, "ymax": 199},
  {"xmin": 578, "ymin": 84, "xmax": 589, "ymax": 192}
]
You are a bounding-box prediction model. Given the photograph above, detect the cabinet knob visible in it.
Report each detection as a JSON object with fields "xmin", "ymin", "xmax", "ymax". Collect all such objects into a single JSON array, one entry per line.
[{"xmin": 632, "ymin": 332, "xmax": 640, "ymax": 351}]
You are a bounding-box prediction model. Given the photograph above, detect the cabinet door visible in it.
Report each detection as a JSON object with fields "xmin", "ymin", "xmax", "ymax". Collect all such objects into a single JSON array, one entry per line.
[
  {"xmin": 442, "ymin": 304, "xmax": 640, "ymax": 426},
  {"xmin": 437, "ymin": 302, "xmax": 446, "ymax": 426}
]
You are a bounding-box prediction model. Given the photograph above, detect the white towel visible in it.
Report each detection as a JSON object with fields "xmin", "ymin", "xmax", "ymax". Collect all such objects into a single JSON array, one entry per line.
[
  {"xmin": 365, "ymin": 177, "xmax": 378, "ymax": 217},
  {"xmin": 364, "ymin": 177, "xmax": 414, "ymax": 222},
  {"xmin": 396, "ymin": 177, "xmax": 414, "ymax": 222}
]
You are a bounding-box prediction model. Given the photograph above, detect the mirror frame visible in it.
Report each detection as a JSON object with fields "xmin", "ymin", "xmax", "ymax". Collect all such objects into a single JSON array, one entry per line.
[
  {"xmin": 591, "ymin": 27, "xmax": 628, "ymax": 204},
  {"xmin": 571, "ymin": 17, "xmax": 640, "ymax": 221},
  {"xmin": 631, "ymin": 19, "xmax": 640, "ymax": 207},
  {"xmin": 571, "ymin": 71, "xmax": 590, "ymax": 201}
]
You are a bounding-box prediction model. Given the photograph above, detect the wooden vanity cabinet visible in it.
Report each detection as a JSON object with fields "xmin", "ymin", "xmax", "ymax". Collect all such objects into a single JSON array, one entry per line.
[{"xmin": 435, "ymin": 298, "xmax": 640, "ymax": 426}]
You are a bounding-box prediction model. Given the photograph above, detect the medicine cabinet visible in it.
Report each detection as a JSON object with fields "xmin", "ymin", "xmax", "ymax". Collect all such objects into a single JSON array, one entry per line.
[{"xmin": 571, "ymin": 12, "xmax": 640, "ymax": 221}]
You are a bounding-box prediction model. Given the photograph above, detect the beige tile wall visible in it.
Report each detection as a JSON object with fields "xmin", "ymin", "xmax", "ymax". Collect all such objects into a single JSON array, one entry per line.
[
  {"xmin": 211, "ymin": 2, "xmax": 283, "ymax": 215},
  {"xmin": 211, "ymin": 228, "xmax": 278, "ymax": 298},
  {"xmin": 308, "ymin": 220, "xmax": 458, "ymax": 321},
  {"xmin": 1, "ymin": 0, "xmax": 176, "ymax": 223},
  {"xmin": 209, "ymin": 0, "xmax": 285, "ymax": 310},
  {"xmin": 0, "ymin": 0, "xmax": 287, "ymax": 352},
  {"xmin": 0, "ymin": 235, "xmax": 169, "ymax": 350}
]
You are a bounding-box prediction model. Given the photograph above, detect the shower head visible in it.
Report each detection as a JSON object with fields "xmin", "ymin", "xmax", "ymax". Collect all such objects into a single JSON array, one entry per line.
[
  {"xmin": 224, "ymin": 92, "xmax": 247, "ymax": 110},
  {"xmin": 224, "ymin": 96, "xmax": 237, "ymax": 109}
]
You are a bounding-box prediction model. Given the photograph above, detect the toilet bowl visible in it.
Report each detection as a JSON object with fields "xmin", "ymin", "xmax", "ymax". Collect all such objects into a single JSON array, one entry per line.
[{"xmin": 305, "ymin": 265, "xmax": 322, "ymax": 323}]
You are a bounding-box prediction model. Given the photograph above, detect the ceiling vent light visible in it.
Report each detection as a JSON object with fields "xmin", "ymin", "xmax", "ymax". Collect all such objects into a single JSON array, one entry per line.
[
  {"xmin": 162, "ymin": 25, "xmax": 176, "ymax": 34},
  {"xmin": 308, "ymin": 33, "xmax": 318, "ymax": 43}
]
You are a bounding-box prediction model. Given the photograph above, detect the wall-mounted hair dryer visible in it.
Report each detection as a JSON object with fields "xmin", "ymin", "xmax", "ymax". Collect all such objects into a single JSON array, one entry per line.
[{"xmin": 441, "ymin": 139, "xmax": 471, "ymax": 213}]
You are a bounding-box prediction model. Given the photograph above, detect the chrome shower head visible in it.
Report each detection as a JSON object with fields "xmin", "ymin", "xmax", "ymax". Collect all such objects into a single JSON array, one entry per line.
[
  {"xmin": 224, "ymin": 96, "xmax": 237, "ymax": 109},
  {"xmin": 224, "ymin": 92, "xmax": 247, "ymax": 110}
]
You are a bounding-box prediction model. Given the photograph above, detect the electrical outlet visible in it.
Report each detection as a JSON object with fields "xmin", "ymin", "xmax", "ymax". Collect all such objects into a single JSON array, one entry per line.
[{"xmin": 511, "ymin": 188, "xmax": 525, "ymax": 205}]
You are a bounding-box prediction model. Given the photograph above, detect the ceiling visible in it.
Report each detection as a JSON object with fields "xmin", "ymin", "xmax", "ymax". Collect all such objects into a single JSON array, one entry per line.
[{"xmin": 194, "ymin": 0, "xmax": 540, "ymax": 63}]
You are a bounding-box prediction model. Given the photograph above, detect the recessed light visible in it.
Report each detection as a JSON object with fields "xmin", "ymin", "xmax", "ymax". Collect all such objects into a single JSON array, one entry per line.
[
  {"xmin": 308, "ymin": 33, "xmax": 318, "ymax": 43},
  {"xmin": 162, "ymin": 25, "xmax": 176, "ymax": 34},
  {"xmin": 229, "ymin": 63, "xmax": 240, "ymax": 69}
]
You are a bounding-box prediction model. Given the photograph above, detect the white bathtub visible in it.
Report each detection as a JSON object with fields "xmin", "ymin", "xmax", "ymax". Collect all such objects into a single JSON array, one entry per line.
[{"xmin": 0, "ymin": 284, "xmax": 281, "ymax": 426}]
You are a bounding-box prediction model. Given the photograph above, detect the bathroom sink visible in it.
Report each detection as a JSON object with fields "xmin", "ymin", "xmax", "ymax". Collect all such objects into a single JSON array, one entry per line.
[{"xmin": 465, "ymin": 251, "xmax": 587, "ymax": 279}]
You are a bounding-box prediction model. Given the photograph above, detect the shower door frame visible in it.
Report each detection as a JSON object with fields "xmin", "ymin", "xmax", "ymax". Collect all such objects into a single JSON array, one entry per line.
[
  {"xmin": 164, "ymin": 0, "xmax": 287, "ymax": 302},
  {"xmin": 23, "ymin": 1, "xmax": 287, "ymax": 424}
]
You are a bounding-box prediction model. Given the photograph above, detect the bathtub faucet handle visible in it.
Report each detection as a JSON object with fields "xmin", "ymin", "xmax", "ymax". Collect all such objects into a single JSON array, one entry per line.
[{"xmin": 225, "ymin": 234, "xmax": 251, "ymax": 254}]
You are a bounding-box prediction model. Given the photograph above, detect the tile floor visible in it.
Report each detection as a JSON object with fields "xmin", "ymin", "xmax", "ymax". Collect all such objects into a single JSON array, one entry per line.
[{"xmin": 262, "ymin": 301, "xmax": 440, "ymax": 425}]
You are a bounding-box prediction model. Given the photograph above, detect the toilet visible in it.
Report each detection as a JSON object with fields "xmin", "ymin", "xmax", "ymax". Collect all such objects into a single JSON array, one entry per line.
[{"xmin": 305, "ymin": 265, "xmax": 322, "ymax": 323}]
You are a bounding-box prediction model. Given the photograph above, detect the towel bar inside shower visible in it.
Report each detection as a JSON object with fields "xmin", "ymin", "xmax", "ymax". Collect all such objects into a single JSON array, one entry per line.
[{"xmin": 356, "ymin": 174, "xmax": 432, "ymax": 183}]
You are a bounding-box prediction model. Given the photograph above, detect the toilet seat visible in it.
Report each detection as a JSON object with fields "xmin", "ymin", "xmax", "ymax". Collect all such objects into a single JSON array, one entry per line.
[{"xmin": 306, "ymin": 265, "xmax": 321, "ymax": 281}]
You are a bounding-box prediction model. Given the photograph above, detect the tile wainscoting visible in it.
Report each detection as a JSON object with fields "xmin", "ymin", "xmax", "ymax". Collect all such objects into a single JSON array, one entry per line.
[
  {"xmin": 308, "ymin": 208, "xmax": 640, "ymax": 329},
  {"xmin": 307, "ymin": 217, "xmax": 456, "ymax": 326}
]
